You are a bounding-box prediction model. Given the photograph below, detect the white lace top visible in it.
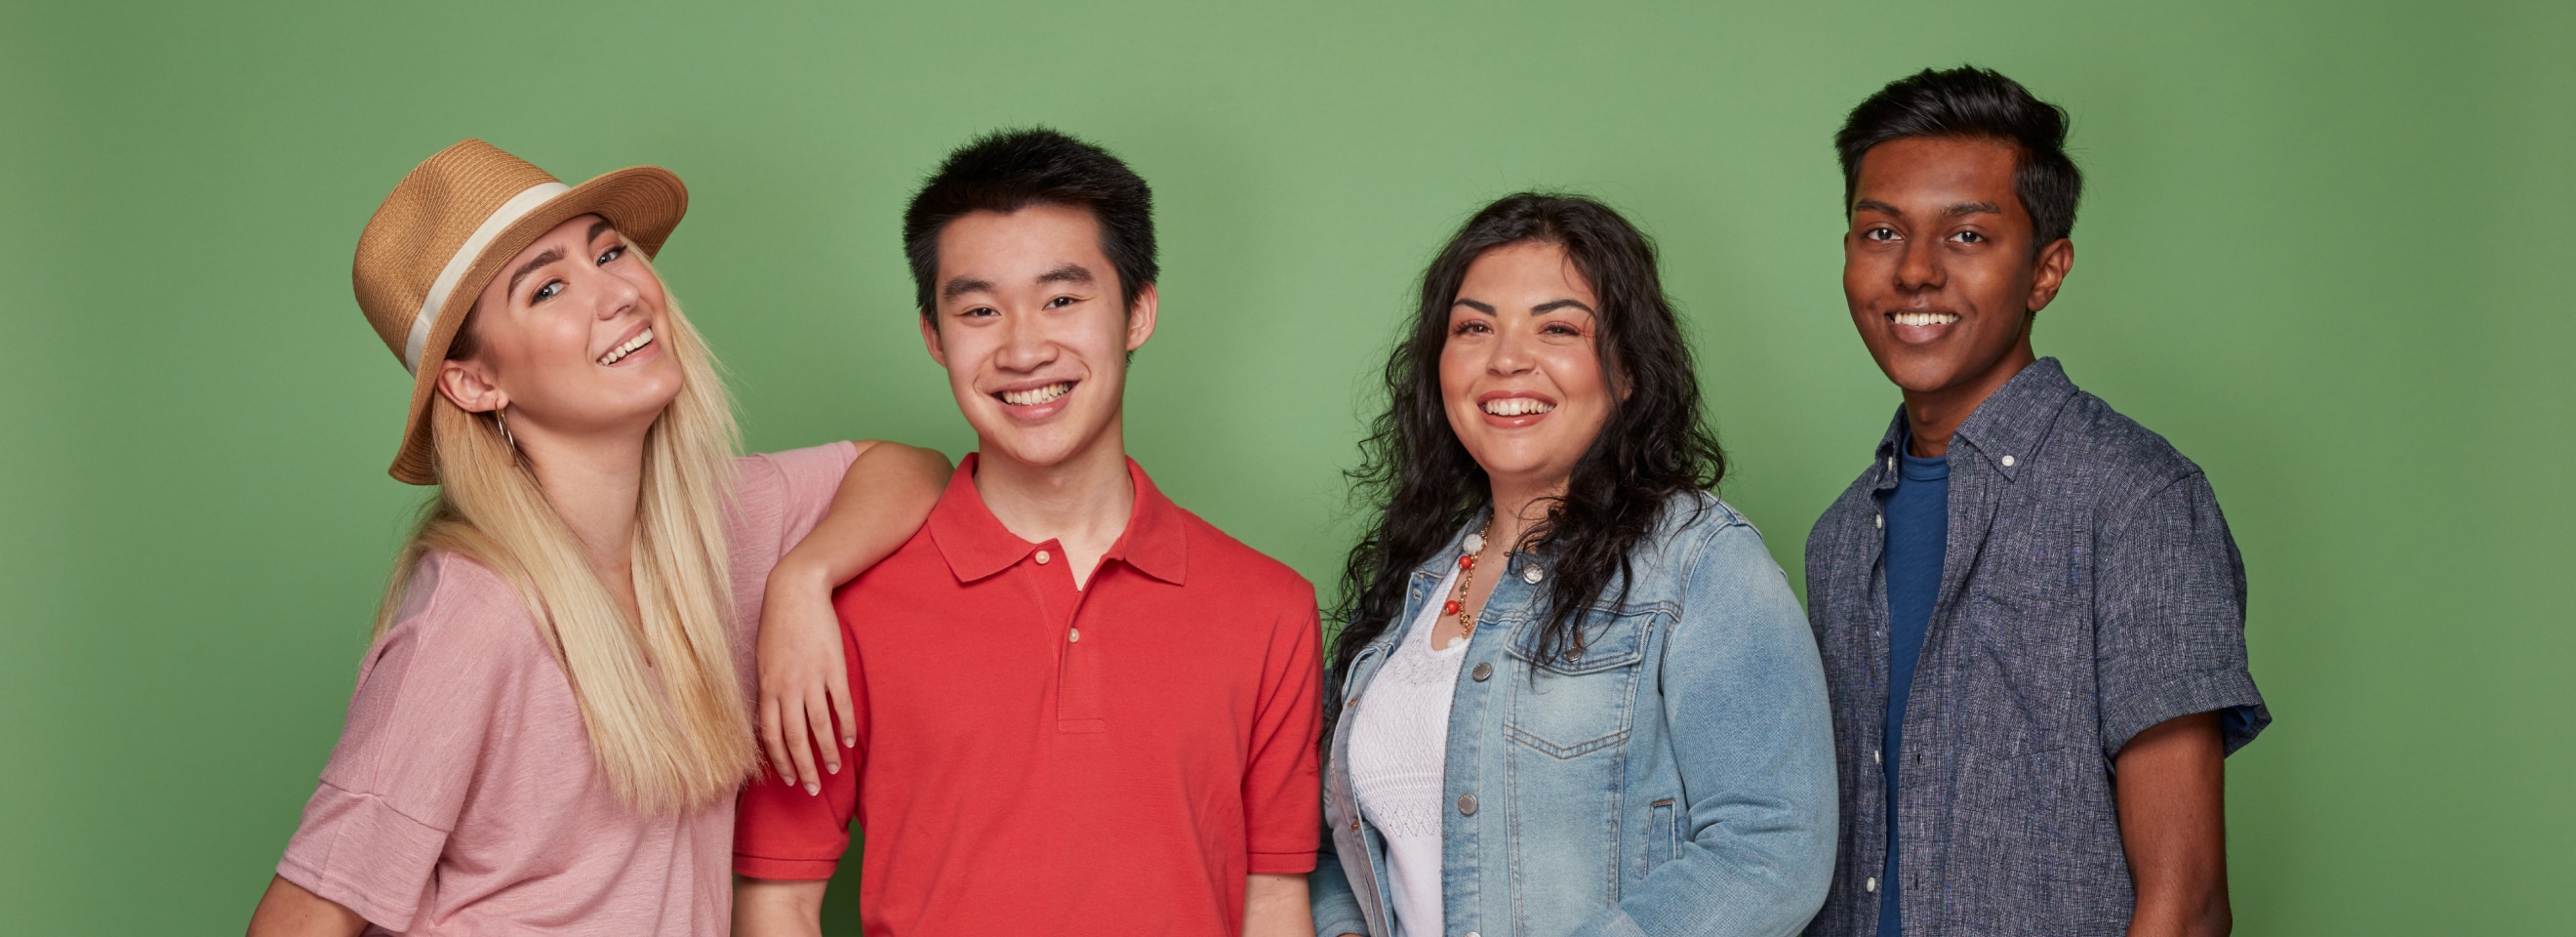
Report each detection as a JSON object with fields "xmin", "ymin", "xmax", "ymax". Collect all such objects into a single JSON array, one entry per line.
[{"xmin": 1347, "ymin": 564, "xmax": 1468, "ymax": 937}]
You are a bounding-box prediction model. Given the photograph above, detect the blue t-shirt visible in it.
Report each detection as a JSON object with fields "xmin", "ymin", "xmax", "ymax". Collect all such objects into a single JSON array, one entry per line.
[{"xmin": 1878, "ymin": 446, "xmax": 1948, "ymax": 937}]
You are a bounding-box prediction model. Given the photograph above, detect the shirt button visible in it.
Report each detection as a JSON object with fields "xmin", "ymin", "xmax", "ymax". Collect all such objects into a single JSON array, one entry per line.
[
  {"xmin": 1886, "ymin": 456, "xmax": 1896, "ymax": 472},
  {"xmin": 1457, "ymin": 794, "xmax": 1477, "ymax": 815},
  {"xmin": 1873, "ymin": 748, "xmax": 1882, "ymax": 765},
  {"xmin": 1470, "ymin": 662, "xmax": 1493, "ymax": 681},
  {"xmin": 1522, "ymin": 565, "xmax": 1544, "ymax": 584},
  {"xmin": 1349, "ymin": 818, "xmax": 1361, "ymax": 832},
  {"xmin": 1034, "ymin": 550, "xmax": 1051, "ymax": 564},
  {"xmin": 2001, "ymin": 455, "xmax": 2017, "ymax": 468},
  {"xmin": 1067, "ymin": 628, "xmax": 1080, "ymax": 643},
  {"xmin": 1875, "ymin": 512, "xmax": 1884, "ymax": 530},
  {"xmin": 1866, "ymin": 876, "xmax": 1878, "ymax": 893}
]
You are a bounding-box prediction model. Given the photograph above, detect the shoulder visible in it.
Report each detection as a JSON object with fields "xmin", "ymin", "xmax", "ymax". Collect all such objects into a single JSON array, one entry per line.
[
  {"xmin": 378, "ymin": 551, "xmax": 546, "ymax": 661},
  {"xmin": 1630, "ymin": 490, "xmax": 1774, "ymax": 580},
  {"xmin": 733, "ymin": 441, "xmax": 860, "ymax": 506},
  {"xmin": 1172, "ymin": 507, "xmax": 1315, "ymax": 604},
  {"xmin": 2041, "ymin": 389, "xmax": 2212, "ymax": 507}
]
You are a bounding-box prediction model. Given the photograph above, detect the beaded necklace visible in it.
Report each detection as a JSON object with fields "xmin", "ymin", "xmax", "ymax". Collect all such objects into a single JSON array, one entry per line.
[{"xmin": 1440, "ymin": 519, "xmax": 1499, "ymax": 646}]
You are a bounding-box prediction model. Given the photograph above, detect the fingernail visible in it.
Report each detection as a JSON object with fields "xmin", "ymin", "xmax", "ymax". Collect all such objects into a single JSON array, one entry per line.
[
  {"xmin": 827, "ymin": 763, "xmax": 839, "ymax": 774},
  {"xmin": 805, "ymin": 782, "xmax": 821, "ymax": 795}
]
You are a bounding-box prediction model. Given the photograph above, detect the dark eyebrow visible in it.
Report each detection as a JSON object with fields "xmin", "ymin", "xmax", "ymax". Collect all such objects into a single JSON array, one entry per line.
[
  {"xmin": 1454, "ymin": 298, "xmax": 1496, "ymax": 314},
  {"xmin": 941, "ymin": 276, "xmax": 996, "ymax": 302},
  {"xmin": 1036, "ymin": 264, "xmax": 1094, "ymax": 286},
  {"xmin": 587, "ymin": 220, "xmax": 616, "ymax": 243},
  {"xmin": 1532, "ymin": 299, "xmax": 1596, "ymax": 315},
  {"xmin": 1853, "ymin": 198, "xmax": 1905, "ymax": 218},
  {"xmin": 506, "ymin": 247, "xmax": 567, "ymax": 295},
  {"xmin": 1943, "ymin": 201, "xmax": 2002, "ymax": 218}
]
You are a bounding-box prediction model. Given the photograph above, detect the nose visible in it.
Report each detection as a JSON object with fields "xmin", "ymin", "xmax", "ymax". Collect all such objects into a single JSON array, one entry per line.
[
  {"xmin": 994, "ymin": 307, "xmax": 1058, "ymax": 372},
  {"xmin": 1486, "ymin": 320, "xmax": 1537, "ymax": 377},
  {"xmin": 594, "ymin": 264, "xmax": 642, "ymax": 320},
  {"xmin": 1896, "ymin": 233, "xmax": 1944, "ymax": 293}
]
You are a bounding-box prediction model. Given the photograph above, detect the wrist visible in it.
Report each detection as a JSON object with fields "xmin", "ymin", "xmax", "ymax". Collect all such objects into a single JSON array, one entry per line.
[{"xmin": 765, "ymin": 553, "xmax": 834, "ymax": 598}]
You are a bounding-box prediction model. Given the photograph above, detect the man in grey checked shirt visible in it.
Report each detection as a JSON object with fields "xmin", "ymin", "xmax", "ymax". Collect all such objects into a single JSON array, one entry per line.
[{"xmin": 1800, "ymin": 67, "xmax": 2271, "ymax": 937}]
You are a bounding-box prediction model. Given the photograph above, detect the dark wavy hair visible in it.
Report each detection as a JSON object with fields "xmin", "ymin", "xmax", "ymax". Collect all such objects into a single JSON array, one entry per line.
[{"xmin": 1329, "ymin": 193, "xmax": 1725, "ymax": 702}]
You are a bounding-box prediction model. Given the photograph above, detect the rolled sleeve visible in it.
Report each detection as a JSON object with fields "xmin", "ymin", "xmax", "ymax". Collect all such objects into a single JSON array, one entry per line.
[
  {"xmin": 2094, "ymin": 472, "xmax": 2271, "ymax": 757},
  {"xmin": 1242, "ymin": 591, "xmax": 1324, "ymax": 874},
  {"xmin": 733, "ymin": 607, "xmax": 866, "ymax": 880}
]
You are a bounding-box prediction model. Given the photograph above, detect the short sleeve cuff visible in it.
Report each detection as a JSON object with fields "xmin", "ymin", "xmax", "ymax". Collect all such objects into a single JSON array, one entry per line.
[
  {"xmin": 2104, "ymin": 671, "xmax": 2270, "ymax": 758},
  {"xmin": 1248, "ymin": 849, "xmax": 1318, "ymax": 875},
  {"xmin": 276, "ymin": 783, "xmax": 449, "ymax": 931},
  {"xmin": 733, "ymin": 852, "xmax": 841, "ymax": 881}
]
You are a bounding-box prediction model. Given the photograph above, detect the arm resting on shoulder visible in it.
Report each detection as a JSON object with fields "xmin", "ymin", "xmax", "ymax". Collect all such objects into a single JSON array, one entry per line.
[
  {"xmin": 734, "ymin": 876, "xmax": 828, "ymax": 937},
  {"xmin": 246, "ymin": 875, "xmax": 366, "ymax": 937},
  {"xmin": 2115, "ymin": 711, "xmax": 2232, "ymax": 937},
  {"xmin": 758, "ymin": 442, "xmax": 950, "ymax": 793}
]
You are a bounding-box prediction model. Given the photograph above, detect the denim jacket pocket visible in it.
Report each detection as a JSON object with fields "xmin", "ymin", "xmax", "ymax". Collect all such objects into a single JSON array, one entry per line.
[{"xmin": 1501, "ymin": 603, "xmax": 1667, "ymax": 758}]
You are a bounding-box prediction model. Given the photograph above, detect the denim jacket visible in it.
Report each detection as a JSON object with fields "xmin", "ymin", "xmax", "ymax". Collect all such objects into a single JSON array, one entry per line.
[{"xmin": 1310, "ymin": 493, "xmax": 1837, "ymax": 937}]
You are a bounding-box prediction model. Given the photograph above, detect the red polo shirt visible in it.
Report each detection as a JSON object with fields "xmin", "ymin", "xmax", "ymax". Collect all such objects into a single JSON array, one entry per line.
[{"xmin": 734, "ymin": 455, "xmax": 1322, "ymax": 935}]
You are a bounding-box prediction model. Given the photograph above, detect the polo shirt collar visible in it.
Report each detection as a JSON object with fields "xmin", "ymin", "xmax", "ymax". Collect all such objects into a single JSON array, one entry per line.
[
  {"xmin": 925, "ymin": 453, "xmax": 1189, "ymax": 587},
  {"xmin": 1872, "ymin": 356, "xmax": 2077, "ymax": 485}
]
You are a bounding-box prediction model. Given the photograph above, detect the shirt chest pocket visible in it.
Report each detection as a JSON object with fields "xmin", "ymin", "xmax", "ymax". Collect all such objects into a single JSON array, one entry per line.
[{"xmin": 1502, "ymin": 604, "xmax": 1669, "ymax": 759}]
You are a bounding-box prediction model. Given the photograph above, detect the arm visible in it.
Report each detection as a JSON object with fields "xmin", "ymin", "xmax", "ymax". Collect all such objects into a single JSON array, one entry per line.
[
  {"xmin": 734, "ymin": 876, "xmax": 828, "ymax": 937},
  {"xmin": 245, "ymin": 876, "xmax": 366, "ymax": 937},
  {"xmin": 1245, "ymin": 873, "xmax": 1314, "ymax": 937},
  {"xmin": 2115, "ymin": 712, "xmax": 2231, "ymax": 937},
  {"xmin": 758, "ymin": 442, "xmax": 949, "ymax": 794},
  {"xmin": 1580, "ymin": 522, "xmax": 1839, "ymax": 937}
]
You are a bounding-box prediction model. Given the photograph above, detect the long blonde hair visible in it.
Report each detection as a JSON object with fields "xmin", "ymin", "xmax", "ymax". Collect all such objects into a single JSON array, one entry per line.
[{"xmin": 378, "ymin": 281, "xmax": 754, "ymax": 816}]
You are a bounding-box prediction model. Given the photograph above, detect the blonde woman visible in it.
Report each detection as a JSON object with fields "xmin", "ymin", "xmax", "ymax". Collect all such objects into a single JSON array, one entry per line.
[{"xmin": 244, "ymin": 141, "xmax": 946, "ymax": 937}]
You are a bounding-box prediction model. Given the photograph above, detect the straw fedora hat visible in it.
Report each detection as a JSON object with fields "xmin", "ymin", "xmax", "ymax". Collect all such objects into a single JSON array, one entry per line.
[{"xmin": 353, "ymin": 139, "xmax": 688, "ymax": 484}]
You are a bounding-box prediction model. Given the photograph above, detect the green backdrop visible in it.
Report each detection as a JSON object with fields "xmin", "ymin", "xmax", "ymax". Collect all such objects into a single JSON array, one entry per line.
[{"xmin": 3, "ymin": 2, "xmax": 2566, "ymax": 933}]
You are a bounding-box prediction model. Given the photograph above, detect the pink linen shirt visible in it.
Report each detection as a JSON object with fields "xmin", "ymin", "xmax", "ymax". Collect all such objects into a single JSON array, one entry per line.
[{"xmin": 276, "ymin": 442, "xmax": 858, "ymax": 936}]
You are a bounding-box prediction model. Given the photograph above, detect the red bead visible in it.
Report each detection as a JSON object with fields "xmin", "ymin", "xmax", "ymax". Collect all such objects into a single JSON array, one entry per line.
[
  {"xmin": 1459, "ymin": 555, "xmax": 1475, "ymax": 570},
  {"xmin": 1442, "ymin": 600, "xmax": 1462, "ymax": 616}
]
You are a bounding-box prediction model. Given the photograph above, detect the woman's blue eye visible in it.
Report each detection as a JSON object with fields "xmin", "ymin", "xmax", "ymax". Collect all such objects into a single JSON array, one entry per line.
[
  {"xmin": 597, "ymin": 245, "xmax": 624, "ymax": 265},
  {"xmin": 534, "ymin": 280, "xmax": 562, "ymax": 302}
]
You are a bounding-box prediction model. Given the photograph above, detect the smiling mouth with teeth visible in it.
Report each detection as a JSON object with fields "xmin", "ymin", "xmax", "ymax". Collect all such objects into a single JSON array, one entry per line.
[
  {"xmin": 998, "ymin": 382, "xmax": 1073, "ymax": 406},
  {"xmin": 1889, "ymin": 311, "xmax": 1961, "ymax": 327},
  {"xmin": 597, "ymin": 328, "xmax": 655, "ymax": 365},
  {"xmin": 1482, "ymin": 397, "xmax": 1555, "ymax": 417}
]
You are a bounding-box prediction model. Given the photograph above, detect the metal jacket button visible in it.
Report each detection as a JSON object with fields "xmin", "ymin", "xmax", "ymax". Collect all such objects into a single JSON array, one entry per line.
[
  {"xmin": 1470, "ymin": 662, "xmax": 1492, "ymax": 681},
  {"xmin": 1457, "ymin": 794, "xmax": 1477, "ymax": 815},
  {"xmin": 1522, "ymin": 565, "xmax": 1544, "ymax": 584}
]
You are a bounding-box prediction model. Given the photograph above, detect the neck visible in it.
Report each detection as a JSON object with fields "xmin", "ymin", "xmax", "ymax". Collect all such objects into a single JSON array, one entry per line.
[
  {"xmin": 515, "ymin": 419, "xmax": 649, "ymax": 596},
  {"xmin": 1902, "ymin": 338, "xmax": 2035, "ymax": 459},
  {"xmin": 1486, "ymin": 473, "xmax": 1567, "ymax": 555},
  {"xmin": 974, "ymin": 415, "xmax": 1136, "ymax": 588}
]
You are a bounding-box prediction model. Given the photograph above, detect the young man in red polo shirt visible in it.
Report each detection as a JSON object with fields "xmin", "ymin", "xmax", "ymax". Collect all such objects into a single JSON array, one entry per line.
[{"xmin": 732, "ymin": 129, "xmax": 1322, "ymax": 936}]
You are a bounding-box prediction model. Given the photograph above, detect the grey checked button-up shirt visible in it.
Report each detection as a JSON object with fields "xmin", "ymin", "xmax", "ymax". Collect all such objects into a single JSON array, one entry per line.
[{"xmin": 1802, "ymin": 358, "xmax": 2270, "ymax": 937}]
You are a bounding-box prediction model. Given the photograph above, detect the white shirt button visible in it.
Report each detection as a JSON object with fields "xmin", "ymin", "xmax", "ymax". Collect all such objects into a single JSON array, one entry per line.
[
  {"xmin": 1886, "ymin": 456, "xmax": 1896, "ymax": 472},
  {"xmin": 1874, "ymin": 512, "xmax": 1884, "ymax": 530},
  {"xmin": 1034, "ymin": 550, "xmax": 1052, "ymax": 565},
  {"xmin": 1522, "ymin": 565, "xmax": 1544, "ymax": 585},
  {"xmin": 2001, "ymin": 455, "xmax": 2017, "ymax": 468},
  {"xmin": 1067, "ymin": 628, "xmax": 1080, "ymax": 643},
  {"xmin": 1873, "ymin": 748, "xmax": 1882, "ymax": 765},
  {"xmin": 1866, "ymin": 876, "xmax": 1878, "ymax": 893}
]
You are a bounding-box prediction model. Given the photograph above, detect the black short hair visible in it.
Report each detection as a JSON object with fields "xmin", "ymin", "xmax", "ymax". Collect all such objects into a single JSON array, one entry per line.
[
  {"xmin": 902, "ymin": 128, "xmax": 1157, "ymax": 321},
  {"xmin": 1835, "ymin": 65, "xmax": 2082, "ymax": 250}
]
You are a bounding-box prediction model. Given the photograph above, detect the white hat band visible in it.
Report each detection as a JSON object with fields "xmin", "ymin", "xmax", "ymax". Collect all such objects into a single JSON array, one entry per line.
[{"xmin": 403, "ymin": 181, "xmax": 571, "ymax": 374}]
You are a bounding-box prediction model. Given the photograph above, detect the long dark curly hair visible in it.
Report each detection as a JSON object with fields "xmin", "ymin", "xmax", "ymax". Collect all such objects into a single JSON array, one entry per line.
[{"xmin": 1329, "ymin": 193, "xmax": 1726, "ymax": 706}]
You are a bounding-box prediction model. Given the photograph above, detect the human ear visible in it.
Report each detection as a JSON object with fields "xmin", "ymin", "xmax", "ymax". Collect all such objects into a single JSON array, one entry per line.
[
  {"xmin": 919, "ymin": 313, "xmax": 947, "ymax": 368},
  {"xmin": 436, "ymin": 356, "xmax": 506, "ymax": 415},
  {"xmin": 2027, "ymin": 238, "xmax": 2074, "ymax": 313},
  {"xmin": 1123, "ymin": 282, "xmax": 1159, "ymax": 352}
]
